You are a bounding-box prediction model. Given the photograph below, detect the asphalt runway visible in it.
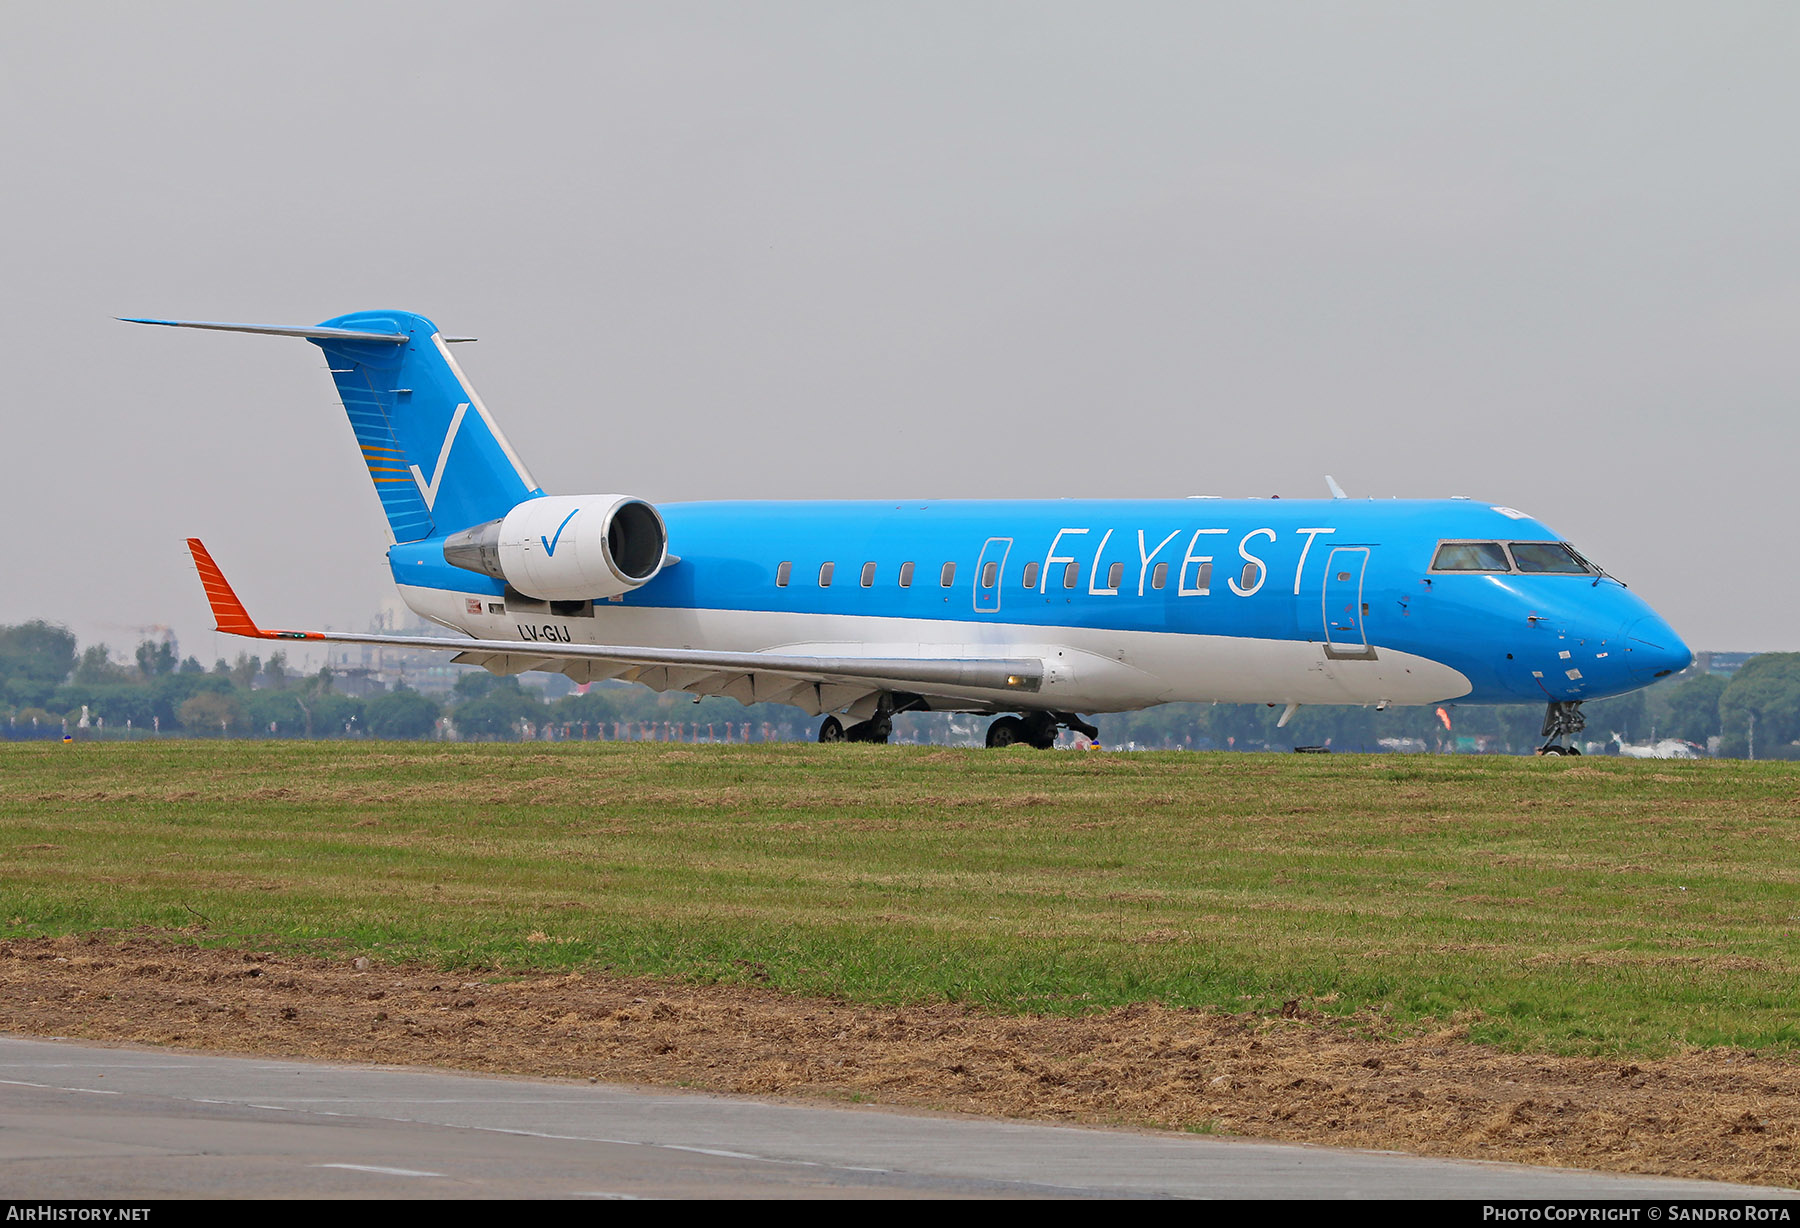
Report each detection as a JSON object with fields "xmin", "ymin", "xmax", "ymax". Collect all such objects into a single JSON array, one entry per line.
[{"xmin": 0, "ymin": 1035, "xmax": 1788, "ymax": 1199}]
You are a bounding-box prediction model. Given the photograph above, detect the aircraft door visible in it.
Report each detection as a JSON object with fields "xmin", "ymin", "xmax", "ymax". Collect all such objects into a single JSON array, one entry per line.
[
  {"xmin": 1322, "ymin": 546, "xmax": 1377, "ymax": 660},
  {"xmin": 974, "ymin": 537, "xmax": 1012, "ymax": 614}
]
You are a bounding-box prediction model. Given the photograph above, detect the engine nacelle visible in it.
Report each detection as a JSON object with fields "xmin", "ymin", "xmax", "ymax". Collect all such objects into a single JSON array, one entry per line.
[{"xmin": 442, "ymin": 494, "xmax": 668, "ymax": 602}]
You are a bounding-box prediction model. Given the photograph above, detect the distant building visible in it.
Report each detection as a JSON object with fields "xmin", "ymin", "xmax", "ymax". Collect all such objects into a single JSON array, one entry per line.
[
  {"xmin": 323, "ymin": 596, "xmax": 566, "ymax": 697},
  {"xmin": 1693, "ymin": 651, "xmax": 1758, "ymax": 678},
  {"xmin": 324, "ymin": 641, "xmax": 475, "ymax": 696}
]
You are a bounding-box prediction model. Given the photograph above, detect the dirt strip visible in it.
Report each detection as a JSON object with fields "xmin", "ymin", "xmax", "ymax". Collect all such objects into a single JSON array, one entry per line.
[{"xmin": 1, "ymin": 934, "xmax": 1794, "ymax": 1189}]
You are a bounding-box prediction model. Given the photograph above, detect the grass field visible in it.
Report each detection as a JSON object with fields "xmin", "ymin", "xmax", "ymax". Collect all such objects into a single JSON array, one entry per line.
[{"xmin": 4, "ymin": 741, "xmax": 1797, "ymax": 1057}]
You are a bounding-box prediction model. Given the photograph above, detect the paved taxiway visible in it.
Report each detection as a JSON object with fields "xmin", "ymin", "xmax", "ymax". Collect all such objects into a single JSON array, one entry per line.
[{"xmin": 0, "ymin": 1035, "xmax": 1789, "ymax": 1199}]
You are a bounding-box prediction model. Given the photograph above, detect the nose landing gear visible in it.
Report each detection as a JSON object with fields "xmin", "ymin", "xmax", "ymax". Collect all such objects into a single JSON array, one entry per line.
[{"xmin": 1536, "ymin": 700, "xmax": 1585, "ymax": 756}]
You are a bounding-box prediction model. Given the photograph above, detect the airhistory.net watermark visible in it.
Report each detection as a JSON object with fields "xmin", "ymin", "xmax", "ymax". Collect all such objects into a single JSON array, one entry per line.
[{"xmin": 5, "ymin": 1209, "xmax": 150, "ymax": 1223}]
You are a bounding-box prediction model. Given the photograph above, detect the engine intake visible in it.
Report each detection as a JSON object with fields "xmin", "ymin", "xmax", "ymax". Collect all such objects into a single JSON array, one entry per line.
[{"xmin": 443, "ymin": 494, "xmax": 668, "ymax": 602}]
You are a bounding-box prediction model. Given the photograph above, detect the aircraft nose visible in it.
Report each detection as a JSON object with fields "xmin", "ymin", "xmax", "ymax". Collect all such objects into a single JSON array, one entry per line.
[{"xmin": 1623, "ymin": 616, "xmax": 1693, "ymax": 683}]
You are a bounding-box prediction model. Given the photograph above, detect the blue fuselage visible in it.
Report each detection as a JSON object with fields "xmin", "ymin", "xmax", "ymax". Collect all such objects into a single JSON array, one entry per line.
[{"xmin": 389, "ymin": 496, "xmax": 1690, "ymax": 709}]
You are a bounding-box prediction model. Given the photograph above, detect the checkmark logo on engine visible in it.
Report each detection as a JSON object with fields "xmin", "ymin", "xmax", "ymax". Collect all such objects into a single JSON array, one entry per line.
[{"xmin": 542, "ymin": 508, "xmax": 579, "ymax": 556}]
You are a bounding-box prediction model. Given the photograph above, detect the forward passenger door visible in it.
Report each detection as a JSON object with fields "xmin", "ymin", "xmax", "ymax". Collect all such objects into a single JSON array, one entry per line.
[{"xmin": 1322, "ymin": 546, "xmax": 1377, "ymax": 660}]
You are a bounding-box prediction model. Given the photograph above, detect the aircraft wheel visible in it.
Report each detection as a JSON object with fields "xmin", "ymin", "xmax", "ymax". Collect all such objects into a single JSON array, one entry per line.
[
  {"xmin": 985, "ymin": 715, "xmax": 1025, "ymax": 748},
  {"xmin": 818, "ymin": 716, "xmax": 845, "ymax": 744},
  {"xmin": 1568, "ymin": 745, "xmax": 1583, "ymax": 756},
  {"xmin": 1537, "ymin": 744, "xmax": 1568, "ymax": 757},
  {"xmin": 845, "ymin": 718, "xmax": 890, "ymax": 745},
  {"xmin": 1020, "ymin": 712, "xmax": 1059, "ymax": 750}
]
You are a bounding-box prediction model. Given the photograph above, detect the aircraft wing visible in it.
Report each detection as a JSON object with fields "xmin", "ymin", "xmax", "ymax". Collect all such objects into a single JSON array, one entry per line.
[{"xmin": 187, "ymin": 540, "xmax": 1043, "ymax": 717}]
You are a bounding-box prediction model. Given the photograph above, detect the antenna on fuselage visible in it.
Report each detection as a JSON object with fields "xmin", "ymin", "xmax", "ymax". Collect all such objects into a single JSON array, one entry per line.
[{"xmin": 1324, "ymin": 475, "xmax": 1348, "ymax": 499}]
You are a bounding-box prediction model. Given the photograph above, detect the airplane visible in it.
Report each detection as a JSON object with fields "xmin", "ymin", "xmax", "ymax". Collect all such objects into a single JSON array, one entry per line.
[{"xmin": 127, "ymin": 310, "xmax": 1693, "ymax": 755}]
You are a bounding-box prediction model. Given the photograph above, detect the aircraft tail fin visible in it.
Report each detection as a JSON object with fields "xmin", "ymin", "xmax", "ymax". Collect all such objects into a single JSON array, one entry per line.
[{"xmin": 128, "ymin": 312, "xmax": 542, "ymax": 542}]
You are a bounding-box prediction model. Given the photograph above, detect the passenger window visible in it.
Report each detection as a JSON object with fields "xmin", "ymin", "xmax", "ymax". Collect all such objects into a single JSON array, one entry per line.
[
  {"xmin": 1240, "ymin": 562, "xmax": 1261, "ymax": 590},
  {"xmin": 981, "ymin": 561, "xmax": 998, "ymax": 588},
  {"xmin": 1508, "ymin": 542, "xmax": 1591, "ymax": 574},
  {"xmin": 1151, "ymin": 562, "xmax": 1168, "ymax": 590},
  {"xmin": 776, "ymin": 561, "xmax": 792, "ymax": 588},
  {"xmin": 860, "ymin": 561, "xmax": 876, "ymax": 587},
  {"xmin": 940, "ymin": 562, "xmax": 956, "ymax": 587},
  {"xmin": 819, "ymin": 562, "xmax": 835, "ymax": 587},
  {"xmin": 1107, "ymin": 562, "xmax": 1124, "ymax": 589},
  {"xmin": 1196, "ymin": 561, "xmax": 1212, "ymax": 590},
  {"xmin": 1432, "ymin": 541, "xmax": 1510, "ymax": 572},
  {"xmin": 1062, "ymin": 561, "xmax": 1079, "ymax": 589},
  {"xmin": 1022, "ymin": 561, "xmax": 1040, "ymax": 589},
  {"xmin": 899, "ymin": 561, "xmax": 914, "ymax": 587}
]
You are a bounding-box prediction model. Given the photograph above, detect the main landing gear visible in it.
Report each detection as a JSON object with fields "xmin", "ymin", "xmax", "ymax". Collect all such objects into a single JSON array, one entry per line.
[
  {"xmin": 816, "ymin": 712, "xmax": 893, "ymax": 744},
  {"xmin": 985, "ymin": 711, "xmax": 1099, "ymax": 750},
  {"xmin": 1536, "ymin": 700, "xmax": 1586, "ymax": 757},
  {"xmin": 816, "ymin": 707, "xmax": 1097, "ymax": 749}
]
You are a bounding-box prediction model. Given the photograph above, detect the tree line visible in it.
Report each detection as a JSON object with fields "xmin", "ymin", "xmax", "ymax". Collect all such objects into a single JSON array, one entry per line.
[
  {"xmin": 0, "ymin": 622, "xmax": 837, "ymax": 744},
  {"xmin": 1, "ymin": 620, "xmax": 1793, "ymax": 756}
]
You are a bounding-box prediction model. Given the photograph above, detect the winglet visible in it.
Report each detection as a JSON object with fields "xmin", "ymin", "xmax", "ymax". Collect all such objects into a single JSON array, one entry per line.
[{"xmin": 185, "ymin": 539, "xmax": 319, "ymax": 641}]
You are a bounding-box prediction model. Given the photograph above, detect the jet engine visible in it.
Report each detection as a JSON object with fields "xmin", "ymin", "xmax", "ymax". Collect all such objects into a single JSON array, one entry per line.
[{"xmin": 442, "ymin": 494, "xmax": 668, "ymax": 601}]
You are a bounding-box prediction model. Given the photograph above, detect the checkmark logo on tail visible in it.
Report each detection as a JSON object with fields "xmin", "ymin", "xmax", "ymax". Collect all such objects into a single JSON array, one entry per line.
[
  {"xmin": 409, "ymin": 403, "xmax": 469, "ymax": 511},
  {"xmin": 542, "ymin": 507, "xmax": 579, "ymax": 556}
]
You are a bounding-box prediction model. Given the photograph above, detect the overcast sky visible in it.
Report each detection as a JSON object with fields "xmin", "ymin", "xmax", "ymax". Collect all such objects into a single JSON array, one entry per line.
[{"xmin": 4, "ymin": 2, "xmax": 1796, "ymax": 666}]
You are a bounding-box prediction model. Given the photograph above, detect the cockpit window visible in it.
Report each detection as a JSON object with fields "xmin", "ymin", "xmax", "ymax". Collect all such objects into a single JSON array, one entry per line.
[
  {"xmin": 1430, "ymin": 539, "xmax": 1601, "ymax": 576},
  {"xmin": 1508, "ymin": 542, "xmax": 1592, "ymax": 574},
  {"xmin": 1431, "ymin": 541, "xmax": 1510, "ymax": 572}
]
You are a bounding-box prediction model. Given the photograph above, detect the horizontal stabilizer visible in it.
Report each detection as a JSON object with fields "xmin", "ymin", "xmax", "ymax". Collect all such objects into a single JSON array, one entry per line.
[{"xmin": 121, "ymin": 317, "xmax": 408, "ymax": 343}]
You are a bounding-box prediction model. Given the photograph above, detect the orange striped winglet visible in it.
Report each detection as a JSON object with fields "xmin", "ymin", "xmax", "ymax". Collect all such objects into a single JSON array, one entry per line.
[{"xmin": 185, "ymin": 539, "xmax": 320, "ymax": 641}]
